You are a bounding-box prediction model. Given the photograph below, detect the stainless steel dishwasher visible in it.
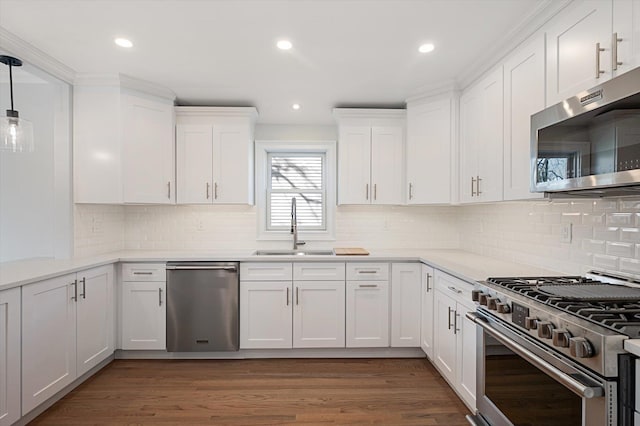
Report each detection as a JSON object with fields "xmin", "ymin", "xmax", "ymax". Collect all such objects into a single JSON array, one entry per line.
[{"xmin": 166, "ymin": 262, "xmax": 239, "ymax": 351}]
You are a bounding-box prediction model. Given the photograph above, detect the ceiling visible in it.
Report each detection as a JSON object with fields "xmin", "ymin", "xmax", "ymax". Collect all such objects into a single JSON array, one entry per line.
[{"xmin": 0, "ymin": 0, "xmax": 550, "ymax": 124}]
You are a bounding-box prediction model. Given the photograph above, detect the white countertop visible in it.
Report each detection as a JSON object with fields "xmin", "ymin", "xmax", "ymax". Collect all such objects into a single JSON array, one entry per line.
[{"xmin": 0, "ymin": 248, "xmax": 561, "ymax": 291}]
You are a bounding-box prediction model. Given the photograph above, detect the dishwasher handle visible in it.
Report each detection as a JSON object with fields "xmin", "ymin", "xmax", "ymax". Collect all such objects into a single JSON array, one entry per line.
[{"xmin": 166, "ymin": 265, "xmax": 237, "ymax": 271}]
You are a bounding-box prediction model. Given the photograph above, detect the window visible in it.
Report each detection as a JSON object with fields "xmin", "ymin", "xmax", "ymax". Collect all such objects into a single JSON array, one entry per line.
[{"xmin": 256, "ymin": 140, "xmax": 336, "ymax": 241}]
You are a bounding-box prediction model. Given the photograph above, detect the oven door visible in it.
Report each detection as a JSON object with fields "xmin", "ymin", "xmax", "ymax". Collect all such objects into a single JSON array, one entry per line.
[{"xmin": 466, "ymin": 311, "xmax": 617, "ymax": 426}]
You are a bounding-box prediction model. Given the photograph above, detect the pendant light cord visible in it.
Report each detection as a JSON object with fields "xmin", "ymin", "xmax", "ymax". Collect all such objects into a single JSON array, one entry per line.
[{"xmin": 8, "ymin": 62, "xmax": 14, "ymax": 111}]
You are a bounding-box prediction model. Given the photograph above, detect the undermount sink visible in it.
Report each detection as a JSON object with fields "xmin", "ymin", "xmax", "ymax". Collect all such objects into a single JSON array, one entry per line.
[{"xmin": 254, "ymin": 249, "xmax": 335, "ymax": 256}]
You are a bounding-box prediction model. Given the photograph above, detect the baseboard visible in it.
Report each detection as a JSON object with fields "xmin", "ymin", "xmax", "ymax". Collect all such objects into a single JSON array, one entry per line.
[{"xmin": 116, "ymin": 347, "xmax": 426, "ymax": 359}]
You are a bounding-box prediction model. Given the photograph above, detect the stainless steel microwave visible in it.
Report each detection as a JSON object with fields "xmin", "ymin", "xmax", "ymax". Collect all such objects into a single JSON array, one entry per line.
[{"xmin": 531, "ymin": 67, "xmax": 640, "ymax": 197}]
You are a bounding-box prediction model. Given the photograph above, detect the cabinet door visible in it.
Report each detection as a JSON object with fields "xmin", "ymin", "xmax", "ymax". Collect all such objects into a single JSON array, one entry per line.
[
  {"xmin": 546, "ymin": 0, "xmax": 613, "ymax": 105},
  {"xmin": 433, "ymin": 289, "xmax": 456, "ymax": 386},
  {"xmin": 22, "ymin": 274, "xmax": 77, "ymax": 415},
  {"xmin": 420, "ymin": 266, "xmax": 435, "ymax": 359},
  {"xmin": 406, "ymin": 98, "xmax": 452, "ymax": 204},
  {"xmin": 176, "ymin": 124, "xmax": 213, "ymax": 204},
  {"xmin": 476, "ymin": 67, "xmax": 504, "ymax": 203},
  {"xmin": 76, "ymin": 265, "xmax": 114, "ymax": 376},
  {"xmin": 459, "ymin": 86, "xmax": 482, "ymax": 203},
  {"xmin": 613, "ymin": 0, "xmax": 640, "ymax": 77},
  {"xmin": 0, "ymin": 288, "xmax": 20, "ymax": 426},
  {"xmin": 121, "ymin": 281, "xmax": 166, "ymax": 350},
  {"xmin": 371, "ymin": 126, "xmax": 404, "ymax": 205},
  {"xmin": 346, "ymin": 280, "xmax": 389, "ymax": 348},
  {"xmin": 390, "ymin": 263, "xmax": 421, "ymax": 347},
  {"xmin": 338, "ymin": 125, "xmax": 371, "ymax": 204},
  {"xmin": 503, "ymin": 34, "xmax": 545, "ymax": 201},
  {"xmin": 122, "ymin": 93, "xmax": 175, "ymax": 204},
  {"xmin": 293, "ymin": 281, "xmax": 345, "ymax": 348},
  {"xmin": 213, "ymin": 124, "xmax": 253, "ymax": 204},
  {"xmin": 240, "ymin": 281, "xmax": 292, "ymax": 349},
  {"xmin": 456, "ymin": 299, "xmax": 477, "ymax": 411}
]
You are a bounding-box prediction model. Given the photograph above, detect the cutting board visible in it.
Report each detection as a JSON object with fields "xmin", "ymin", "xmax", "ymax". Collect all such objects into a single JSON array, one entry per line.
[{"xmin": 334, "ymin": 247, "xmax": 369, "ymax": 256}]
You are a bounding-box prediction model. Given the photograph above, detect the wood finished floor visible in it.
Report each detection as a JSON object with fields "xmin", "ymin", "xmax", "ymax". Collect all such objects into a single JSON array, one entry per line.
[{"xmin": 30, "ymin": 358, "xmax": 470, "ymax": 425}]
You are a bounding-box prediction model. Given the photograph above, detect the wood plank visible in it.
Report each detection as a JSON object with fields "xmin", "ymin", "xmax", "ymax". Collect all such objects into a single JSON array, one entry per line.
[
  {"xmin": 334, "ymin": 248, "xmax": 370, "ymax": 255},
  {"xmin": 30, "ymin": 358, "xmax": 470, "ymax": 425}
]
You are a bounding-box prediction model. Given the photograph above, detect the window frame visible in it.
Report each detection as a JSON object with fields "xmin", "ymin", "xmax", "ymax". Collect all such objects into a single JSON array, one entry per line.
[{"xmin": 255, "ymin": 140, "xmax": 336, "ymax": 241}]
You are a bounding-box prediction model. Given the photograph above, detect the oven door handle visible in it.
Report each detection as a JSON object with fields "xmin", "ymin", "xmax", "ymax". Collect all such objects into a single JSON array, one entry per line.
[{"xmin": 466, "ymin": 312, "xmax": 604, "ymax": 399}]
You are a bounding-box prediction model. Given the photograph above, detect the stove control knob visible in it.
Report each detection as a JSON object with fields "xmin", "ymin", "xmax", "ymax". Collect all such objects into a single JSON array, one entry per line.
[
  {"xmin": 496, "ymin": 302, "xmax": 511, "ymax": 314},
  {"xmin": 479, "ymin": 294, "xmax": 489, "ymax": 306},
  {"xmin": 538, "ymin": 321, "xmax": 554, "ymax": 339},
  {"xmin": 552, "ymin": 329, "xmax": 572, "ymax": 347},
  {"xmin": 569, "ymin": 337, "xmax": 595, "ymax": 358},
  {"xmin": 524, "ymin": 317, "xmax": 538, "ymax": 330},
  {"xmin": 471, "ymin": 290, "xmax": 483, "ymax": 302},
  {"xmin": 486, "ymin": 297, "xmax": 498, "ymax": 310}
]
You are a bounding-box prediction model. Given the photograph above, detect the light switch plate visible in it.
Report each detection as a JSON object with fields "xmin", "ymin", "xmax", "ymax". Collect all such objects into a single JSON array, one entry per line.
[{"xmin": 560, "ymin": 223, "xmax": 572, "ymax": 243}]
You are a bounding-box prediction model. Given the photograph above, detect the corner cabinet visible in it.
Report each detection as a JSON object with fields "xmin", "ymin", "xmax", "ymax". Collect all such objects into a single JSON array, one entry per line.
[
  {"xmin": 334, "ymin": 109, "xmax": 405, "ymax": 205},
  {"xmin": 0, "ymin": 288, "xmax": 20, "ymax": 426},
  {"xmin": 460, "ymin": 67, "xmax": 504, "ymax": 203},
  {"xmin": 406, "ymin": 96, "xmax": 455, "ymax": 204},
  {"xmin": 22, "ymin": 265, "xmax": 115, "ymax": 415},
  {"xmin": 74, "ymin": 74, "xmax": 176, "ymax": 204},
  {"xmin": 175, "ymin": 107, "xmax": 258, "ymax": 205},
  {"xmin": 432, "ymin": 270, "xmax": 476, "ymax": 412}
]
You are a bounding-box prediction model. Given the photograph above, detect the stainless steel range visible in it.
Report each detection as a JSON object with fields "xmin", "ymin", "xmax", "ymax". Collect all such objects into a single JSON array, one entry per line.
[{"xmin": 466, "ymin": 271, "xmax": 638, "ymax": 426}]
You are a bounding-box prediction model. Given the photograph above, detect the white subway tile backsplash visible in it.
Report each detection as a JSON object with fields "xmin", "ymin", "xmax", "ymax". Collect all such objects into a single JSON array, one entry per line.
[
  {"xmin": 606, "ymin": 213, "xmax": 633, "ymax": 226},
  {"xmin": 606, "ymin": 242, "xmax": 635, "ymax": 258},
  {"xmin": 620, "ymin": 258, "xmax": 640, "ymax": 275},
  {"xmin": 620, "ymin": 228, "xmax": 640, "ymax": 243},
  {"xmin": 582, "ymin": 213, "xmax": 605, "ymax": 225},
  {"xmin": 593, "ymin": 200, "xmax": 618, "ymax": 212},
  {"xmin": 582, "ymin": 239, "xmax": 606, "ymax": 254},
  {"xmin": 592, "ymin": 254, "xmax": 619, "ymax": 271},
  {"xmin": 593, "ymin": 227, "xmax": 619, "ymax": 241}
]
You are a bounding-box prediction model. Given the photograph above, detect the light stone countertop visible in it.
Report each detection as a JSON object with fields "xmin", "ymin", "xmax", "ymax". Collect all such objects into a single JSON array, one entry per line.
[{"xmin": 0, "ymin": 248, "xmax": 562, "ymax": 291}]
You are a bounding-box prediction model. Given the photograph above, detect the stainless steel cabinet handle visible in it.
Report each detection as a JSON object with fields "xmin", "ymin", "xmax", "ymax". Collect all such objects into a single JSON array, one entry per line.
[
  {"xmin": 596, "ymin": 42, "xmax": 605, "ymax": 78},
  {"xmin": 366, "ymin": 183, "xmax": 369, "ymax": 200},
  {"xmin": 409, "ymin": 183, "xmax": 413, "ymax": 200},
  {"xmin": 454, "ymin": 310, "xmax": 460, "ymax": 334},
  {"xmin": 286, "ymin": 287, "xmax": 290, "ymax": 306},
  {"xmin": 357, "ymin": 270, "xmax": 378, "ymax": 274},
  {"xmin": 167, "ymin": 181, "xmax": 171, "ymax": 199},
  {"xmin": 133, "ymin": 271, "xmax": 153, "ymax": 275},
  {"xmin": 71, "ymin": 279, "xmax": 78, "ymax": 301},
  {"xmin": 159, "ymin": 288, "xmax": 163, "ymax": 306},
  {"xmin": 426, "ymin": 273, "xmax": 432, "ymax": 292},
  {"xmin": 359, "ymin": 284, "xmax": 378, "ymax": 288},
  {"xmin": 466, "ymin": 312, "xmax": 604, "ymax": 399},
  {"xmin": 613, "ymin": 32, "xmax": 623, "ymax": 71},
  {"xmin": 214, "ymin": 182, "xmax": 218, "ymax": 200},
  {"xmin": 373, "ymin": 184, "xmax": 377, "ymax": 200},
  {"xmin": 476, "ymin": 176, "xmax": 482, "ymax": 195},
  {"xmin": 447, "ymin": 306, "xmax": 453, "ymax": 330},
  {"xmin": 166, "ymin": 265, "xmax": 237, "ymax": 271},
  {"xmin": 448, "ymin": 285, "xmax": 462, "ymax": 294},
  {"xmin": 471, "ymin": 177, "xmax": 476, "ymax": 197},
  {"xmin": 80, "ymin": 277, "xmax": 86, "ymax": 299},
  {"xmin": 206, "ymin": 182, "xmax": 210, "ymax": 199},
  {"xmin": 296, "ymin": 287, "xmax": 299, "ymax": 305}
]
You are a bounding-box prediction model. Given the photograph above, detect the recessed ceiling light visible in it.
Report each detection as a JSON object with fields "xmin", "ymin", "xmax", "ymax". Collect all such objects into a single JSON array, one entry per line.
[
  {"xmin": 115, "ymin": 38, "xmax": 133, "ymax": 48},
  {"xmin": 277, "ymin": 40, "xmax": 293, "ymax": 50},
  {"xmin": 292, "ymin": 103, "xmax": 301, "ymax": 110},
  {"xmin": 418, "ymin": 43, "xmax": 435, "ymax": 53}
]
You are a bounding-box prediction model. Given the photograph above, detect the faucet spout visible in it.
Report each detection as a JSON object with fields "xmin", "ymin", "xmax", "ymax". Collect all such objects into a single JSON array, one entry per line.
[{"xmin": 291, "ymin": 197, "xmax": 305, "ymax": 250}]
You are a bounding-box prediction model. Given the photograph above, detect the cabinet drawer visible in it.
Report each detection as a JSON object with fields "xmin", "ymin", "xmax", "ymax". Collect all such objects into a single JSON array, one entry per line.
[
  {"xmin": 121, "ymin": 263, "xmax": 166, "ymax": 282},
  {"xmin": 346, "ymin": 263, "xmax": 389, "ymax": 281},
  {"xmin": 294, "ymin": 263, "xmax": 346, "ymax": 281},
  {"xmin": 434, "ymin": 270, "xmax": 474, "ymax": 302},
  {"xmin": 240, "ymin": 263, "xmax": 292, "ymax": 281}
]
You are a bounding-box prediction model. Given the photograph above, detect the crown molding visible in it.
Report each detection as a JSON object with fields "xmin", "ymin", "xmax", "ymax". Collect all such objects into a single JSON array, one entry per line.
[
  {"xmin": 456, "ymin": 0, "xmax": 572, "ymax": 91},
  {"xmin": 174, "ymin": 106, "xmax": 259, "ymax": 122},
  {"xmin": 74, "ymin": 73, "xmax": 176, "ymax": 101},
  {"xmin": 0, "ymin": 26, "xmax": 76, "ymax": 83},
  {"xmin": 405, "ymin": 80, "xmax": 459, "ymax": 105},
  {"xmin": 332, "ymin": 108, "xmax": 406, "ymax": 121}
]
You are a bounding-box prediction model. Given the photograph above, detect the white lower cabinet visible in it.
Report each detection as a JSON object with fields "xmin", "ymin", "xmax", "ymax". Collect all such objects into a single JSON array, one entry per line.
[
  {"xmin": 293, "ymin": 281, "xmax": 345, "ymax": 348},
  {"xmin": 22, "ymin": 265, "xmax": 114, "ymax": 415},
  {"xmin": 391, "ymin": 263, "xmax": 422, "ymax": 347},
  {"xmin": 346, "ymin": 280, "xmax": 389, "ymax": 347},
  {"xmin": 432, "ymin": 270, "xmax": 476, "ymax": 411},
  {"xmin": 121, "ymin": 263, "xmax": 167, "ymax": 350},
  {"xmin": 420, "ymin": 265, "xmax": 435, "ymax": 359},
  {"xmin": 240, "ymin": 281, "xmax": 292, "ymax": 349},
  {"xmin": 0, "ymin": 288, "xmax": 20, "ymax": 426}
]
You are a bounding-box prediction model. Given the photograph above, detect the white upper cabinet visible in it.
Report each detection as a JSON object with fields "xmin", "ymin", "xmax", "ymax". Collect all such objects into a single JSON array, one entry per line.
[
  {"xmin": 175, "ymin": 107, "xmax": 258, "ymax": 205},
  {"xmin": 74, "ymin": 74, "xmax": 176, "ymax": 204},
  {"xmin": 460, "ymin": 67, "xmax": 504, "ymax": 203},
  {"xmin": 406, "ymin": 96, "xmax": 454, "ymax": 205},
  {"xmin": 546, "ymin": 1, "xmax": 614, "ymax": 105},
  {"xmin": 612, "ymin": 0, "xmax": 640, "ymax": 77},
  {"xmin": 503, "ymin": 34, "xmax": 546, "ymax": 201},
  {"xmin": 334, "ymin": 109, "xmax": 405, "ymax": 205}
]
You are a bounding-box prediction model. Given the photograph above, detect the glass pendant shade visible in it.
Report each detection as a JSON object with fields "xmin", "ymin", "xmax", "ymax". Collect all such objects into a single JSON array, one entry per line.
[{"xmin": 1, "ymin": 111, "xmax": 34, "ymax": 153}]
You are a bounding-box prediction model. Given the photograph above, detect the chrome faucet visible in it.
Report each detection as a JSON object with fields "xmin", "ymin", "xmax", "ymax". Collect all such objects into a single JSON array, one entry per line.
[{"xmin": 291, "ymin": 197, "xmax": 305, "ymax": 250}]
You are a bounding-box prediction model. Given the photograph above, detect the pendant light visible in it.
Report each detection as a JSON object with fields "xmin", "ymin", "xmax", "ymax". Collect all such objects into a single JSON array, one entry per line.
[{"xmin": 0, "ymin": 55, "xmax": 34, "ymax": 153}]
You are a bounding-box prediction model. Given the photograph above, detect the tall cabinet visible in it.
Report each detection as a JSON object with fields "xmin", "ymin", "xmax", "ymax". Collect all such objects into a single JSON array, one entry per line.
[
  {"xmin": 334, "ymin": 109, "xmax": 405, "ymax": 205},
  {"xmin": 175, "ymin": 107, "xmax": 258, "ymax": 204},
  {"xmin": 0, "ymin": 288, "xmax": 20, "ymax": 426}
]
